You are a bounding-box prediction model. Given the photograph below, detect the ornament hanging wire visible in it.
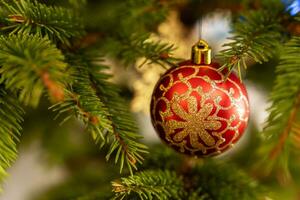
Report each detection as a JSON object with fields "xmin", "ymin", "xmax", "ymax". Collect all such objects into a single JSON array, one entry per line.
[{"xmin": 197, "ymin": 15, "xmax": 203, "ymax": 39}]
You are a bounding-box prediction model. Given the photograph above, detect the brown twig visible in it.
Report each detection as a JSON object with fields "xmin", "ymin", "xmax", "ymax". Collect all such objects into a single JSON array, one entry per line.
[
  {"xmin": 41, "ymin": 71, "xmax": 65, "ymax": 102},
  {"xmin": 8, "ymin": 14, "xmax": 25, "ymax": 23},
  {"xmin": 269, "ymin": 93, "xmax": 300, "ymax": 160},
  {"xmin": 69, "ymin": 92, "xmax": 100, "ymax": 125},
  {"xmin": 90, "ymin": 79, "xmax": 137, "ymax": 167}
]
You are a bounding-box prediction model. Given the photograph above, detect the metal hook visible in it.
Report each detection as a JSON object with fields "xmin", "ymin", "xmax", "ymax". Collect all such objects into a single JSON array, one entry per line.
[{"xmin": 191, "ymin": 39, "xmax": 211, "ymax": 65}]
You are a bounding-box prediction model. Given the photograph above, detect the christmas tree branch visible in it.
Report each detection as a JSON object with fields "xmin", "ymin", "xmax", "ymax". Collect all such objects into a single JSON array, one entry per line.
[
  {"xmin": 0, "ymin": 0, "xmax": 84, "ymax": 45},
  {"xmin": 85, "ymin": 55, "xmax": 148, "ymax": 173},
  {"xmin": 141, "ymin": 144, "xmax": 183, "ymax": 171},
  {"xmin": 269, "ymin": 93, "xmax": 300, "ymax": 160},
  {"xmin": 112, "ymin": 170, "xmax": 185, "ymax": 200},
  {"xmin": 85, "ymin": 0, "xmax": 169, "ymax": 34},
  {"xmin": 50, "ymin": 63, "xmax": 114, "ymax": 144},
  {"xmin": 258, "ymin": 36, "xmax": 300, "ymax": 180},
  {"xmin": 112, "ymin": 161, "xmax": 264, "ymax": 200},
  {"xmin": 104, "ymin": 33, "xmax": 179, "ymax": 68},
  {"xmin": 52, "ymin": 52, "xmax": 147, "ymax": 174},
  {"xmin": 0, "ymin": 34, "xmax": 68, "ymax": 106},
  {"xmin": 188, "ymin": 162, "xmax": 263, "ymax": 200},
  {"xmin": 217, "ymin": 8, "xmax": 283, "ymax": 78},
  {"xmin": 82, "ymin": 0, "xmax": 178, "ymax": 68},
  {"xmin": 0, "ymin": 87, "xmax": 24, "ymax": 191}
]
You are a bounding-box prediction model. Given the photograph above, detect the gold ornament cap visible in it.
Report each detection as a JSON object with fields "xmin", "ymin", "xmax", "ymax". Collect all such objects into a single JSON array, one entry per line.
[{"xmin": 191, "ymin": 39, "xmax": 212, "ymax": 65}]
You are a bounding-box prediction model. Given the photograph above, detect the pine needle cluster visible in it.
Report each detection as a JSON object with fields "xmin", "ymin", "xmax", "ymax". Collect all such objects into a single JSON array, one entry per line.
[
  {"xmin": 218, "ymin": 7, "xmax": 283, "ymax": 77},
  {"xmin": 0, "ymin": 0, "xmax": 174, "ymax": 189},
  {"xmin": 0, "ymin": 0, "xmax": 300, "ymax": 199}
]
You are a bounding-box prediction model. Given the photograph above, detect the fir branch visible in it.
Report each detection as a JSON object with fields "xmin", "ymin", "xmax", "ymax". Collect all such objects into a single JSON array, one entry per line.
[
  {"xmin": 0, "ymin": 0, "xmax": 84, "ymax": 45},
  {"xmin": 68, "ymin": 0, "xmax": 86, "ymax": 9},
  {"xmin": 0, "ymin": 33, "xmax": 68, "ymax": 106},
  {"xmin": 0, "ymin": 87, "xmax": 24, "ymax": 190},
  {"xmin": 104, "ymin": 33, "xmax": 179, "ymax": 68},
  {"xmin": 259, "ymin": 36, "xmax": 300, "ymax": 180},
  {"xmin": 291, "ymin": 123, "xmax": 300, "ymax": 153},
  {"xmin": 85, "ymin": 54, "xmax": 148, "ymax": 173},
  {"xmin": 218, "ymin": 9, "xmax": 283, "ymax": 78},
  {"xmin": 52, "ymin": 52, "xmax": 147, "ymax": 173},
  {"xmin": 269, "ymin": 94, "xmax": 300, "ymax": 160},
  {"xmin": 112, "ymin": 170, "xmax": 185, "ymax": 200},
  {"xmin": 186, "ymin": 189, "xmax": 210, "ymax": 200},
  {"xmin": 51, "ymin": 63, "xmax": 114, "ymax": 145},
  {"xmin": 141, "ymin": 144, "xmax": 182, "ymax": 171},
  {"xmin": 79, "ymin": 0, "xmax": 177, "ymax": 68},
  {"xmin": 85, "ymin": 0, "xmax": 169, "ymax": 34},
  {"xmin": 189, "ymin": 162, "xmax": 263, "ymax": 200}
]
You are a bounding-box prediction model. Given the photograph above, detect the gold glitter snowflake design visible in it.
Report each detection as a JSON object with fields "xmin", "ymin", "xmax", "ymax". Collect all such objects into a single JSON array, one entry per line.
[{"xmin": 163, "ymin": 93, "xmax": 222, "ymax": 152}]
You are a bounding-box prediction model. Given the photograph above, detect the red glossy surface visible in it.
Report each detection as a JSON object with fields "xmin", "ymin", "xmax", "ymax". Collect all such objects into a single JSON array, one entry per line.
[{"xmin": 150, "ymin": 61, "xmax": 249, "ymax": 157}]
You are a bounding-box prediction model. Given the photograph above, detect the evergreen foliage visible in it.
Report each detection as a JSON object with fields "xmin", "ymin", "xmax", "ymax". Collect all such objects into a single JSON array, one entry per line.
[
  {"xmin": 83, "ymin": 0, "xmax": 177, "ymax": 67},
  {"xmin": 0, "ymin": 0, "xmax": 299, "ymax": 199},
  {"xmin": 51, "ymin": 52, "xmax": 148, "ymax": 173},
  {"xmin": 0, "ymin": 88, "xmax": 24, "ymax": 191},
  {"xmin": 112, "ymin": 170, "xmax": 185, "ymax": 200},
  {"xmin": 0, "ymin": 0, "xmax": 84, "ymax": 45},
  {"xmin": 141, "ymin": 144, "xmax": 183, "ymax": 171},
  {"xmin": 188, "ymin": 162, "xmax": 264, "ymax": 200},
  {"xmin": 218, "ymin": 5, "xmax": 283, "ymax": 77},
  {"xmin": 83, "ymin": 54, "xmax": 148, "ymax": 173},
  {"xmin": 103, "ymin": 33, "xmax": 179, "ymax": 68},
  {"xmin": 258, "ymin": 36, "xmax": 300, "ymax": 180},
  {"xmin": 0, "ymin": 33, "xmax": 67, "ymax": 106},
  {"xmin": 112, "ymin": 159, "xmax": 264, "ymax": 200}
]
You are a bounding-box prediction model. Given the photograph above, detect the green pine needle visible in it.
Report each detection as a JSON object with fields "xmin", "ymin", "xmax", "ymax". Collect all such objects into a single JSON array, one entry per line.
[
  {"xmin": 0, "ymin": 87, "xmax": 24, "ymax": 191},
  {"xmin": 189, "ymin": 162, "xmax": 264, "ymax": 200},
  {"xmin": 103, "ymin": 33, "xmax": 180, "ymax": 68},
  {"xmin": 0, "ymin": 0, "xmax": 84, "ymax": 45},
  {"xmin": 0, "ymin": 33, "xmax": 68, "ymax": 106},
  {"xmin": 112, "ymin": 170, "xmax": 185, "ymax": 200},
  {"xmin": 258, "ymin": 36, "xmax": 300, "ymax": 181},
  {"xmin": 218, "ymin": 9, "xmax": 283, "ymax": 78},
  {"xmin": 51, "ymin": 51, "xmax": 148, "ymax": 174}
]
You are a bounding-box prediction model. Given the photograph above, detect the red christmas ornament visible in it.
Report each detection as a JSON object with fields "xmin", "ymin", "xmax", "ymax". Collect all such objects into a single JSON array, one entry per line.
[{"xmin": 150, "ymin": 40, "xmax": 249, "ymax": 157}]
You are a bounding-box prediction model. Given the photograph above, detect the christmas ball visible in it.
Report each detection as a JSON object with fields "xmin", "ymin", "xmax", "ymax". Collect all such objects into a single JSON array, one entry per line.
[{"xmin": 150, "ymin": 40, "xmax": 249, "ymax": 157}]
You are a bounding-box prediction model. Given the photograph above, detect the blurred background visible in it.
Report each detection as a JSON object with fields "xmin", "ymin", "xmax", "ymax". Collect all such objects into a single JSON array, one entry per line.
[{"xmin": 0, "ymin": 0, "xmax": 296, "ymax": 199}]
